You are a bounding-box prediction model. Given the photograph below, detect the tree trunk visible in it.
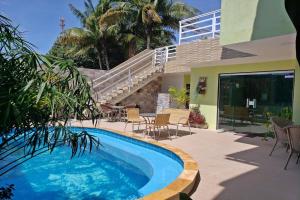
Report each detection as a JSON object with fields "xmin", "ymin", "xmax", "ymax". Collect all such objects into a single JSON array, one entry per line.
[
  {"xmin": 95, "ymin": 48, "xmax": 103, "ymax": 70},
  {"xmin": 146, "ymin": 34, "xmax": 151, "ymax": 49},
  {"xmin": 128, "ymin": 40, "xmax": 136, "ymax": 58},
  {"xmin": 101, "ymin": 43, "xmax": 110, "ymax": 70},
  {"xmin": 146, "ymin": 29, "xmax": 151, "ymax": 49},
  {"xmin": 97, "ymin": 55, "xmax": 103, "ymax": 70}
]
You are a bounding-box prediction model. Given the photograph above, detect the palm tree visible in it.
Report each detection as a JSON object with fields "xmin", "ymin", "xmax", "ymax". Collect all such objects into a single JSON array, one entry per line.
[
  {"xmin": 0, "ymin": 14, "xmax": 100, "ymax": 176},
  {"xmin": 61, "ymin": 0, "xmax": 124, "ymax": 70},
  {"xmin": 122, "ymin": 0, "xmax": 199, "ymax": 49}
]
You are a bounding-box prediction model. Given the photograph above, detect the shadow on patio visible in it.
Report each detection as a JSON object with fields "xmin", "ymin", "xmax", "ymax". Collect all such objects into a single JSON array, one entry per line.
[
  {"xmin": 213, "ymin": 135, "xmax": 300, "ymax": 200},
  {"xmin": 133, "ymin": 128, "xmax": 194, "ymax": 141}
]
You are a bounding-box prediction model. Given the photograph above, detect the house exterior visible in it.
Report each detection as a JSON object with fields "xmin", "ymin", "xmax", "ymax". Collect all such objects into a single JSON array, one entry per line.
[{"xmin": 161, "ymin": 0, "xmax": 299, "ymax": 134}]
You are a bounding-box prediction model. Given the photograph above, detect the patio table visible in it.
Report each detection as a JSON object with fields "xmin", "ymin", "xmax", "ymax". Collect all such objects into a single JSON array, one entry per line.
[
  {"xmin": 140, "ymin": 113, "xmax": 156, "ymax": 124},
  {"xmin": 111, "ymin": 105, "xmax": 125, "ymax": 121}
]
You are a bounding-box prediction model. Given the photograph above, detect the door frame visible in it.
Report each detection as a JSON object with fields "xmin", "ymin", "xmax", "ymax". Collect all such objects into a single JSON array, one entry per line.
[{"xmin": 216, "ymin": 69, "xmax": 295, "ymax": 130}]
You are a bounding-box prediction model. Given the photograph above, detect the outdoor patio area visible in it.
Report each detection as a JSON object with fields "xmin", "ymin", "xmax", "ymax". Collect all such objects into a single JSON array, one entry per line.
[{"xmin": 73, "ymin": 120, "xmax": 300, "ymax": 200}]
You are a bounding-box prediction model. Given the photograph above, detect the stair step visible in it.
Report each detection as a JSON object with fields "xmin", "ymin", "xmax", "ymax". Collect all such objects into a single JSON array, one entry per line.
[
  {"xmin": 117, "ymin": 86, "xmax": 125, "ymax": 90},
  {"xmin": 105, "ymin": 96, "xmax": 113, "ymax": 101},
  {"xmin": 116, "ymin": 90, "xmax": 124, "ymax": 94},
  {"xmin": 138, "ymin": 76, "xmax": 146, "ymax": 80},
  {"xmin": 111, "ymin": 93, "xmax": 118, "ymax": 97}
]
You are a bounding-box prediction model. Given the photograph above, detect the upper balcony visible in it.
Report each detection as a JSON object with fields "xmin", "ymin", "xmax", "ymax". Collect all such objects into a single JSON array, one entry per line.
[{"xmin": 179, "ymin": 10, "xmax": 221, "ymax": 45}]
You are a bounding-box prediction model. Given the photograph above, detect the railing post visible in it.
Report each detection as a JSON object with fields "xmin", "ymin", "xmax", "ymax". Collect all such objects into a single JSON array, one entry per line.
[
  {"xmin": 165, "ymin": 46, "xmax": 169, "ymax": 63},
  {"xmin": 153, "ymin": 50, "xmax": 156, "ymax": 67},
  {"xmin": 179, "ymin": 21, "xmax": 182, "ymax": 45},
  {"xmin": 128, "ymin": 68, "xmax": 131, "ymax": 92},
  {"xmin": 212, "ymin": 12, "xmax": 216, "ymax": 38}
]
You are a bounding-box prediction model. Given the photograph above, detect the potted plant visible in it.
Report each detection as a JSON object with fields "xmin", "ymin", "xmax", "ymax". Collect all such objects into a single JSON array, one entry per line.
[
  {"xmin": 168, "ymin": 87, "xmax": 189, "ymax": 108},
  {"xmin": 189, "ymin": 105, "xmax": 208, "ymax": 129}
]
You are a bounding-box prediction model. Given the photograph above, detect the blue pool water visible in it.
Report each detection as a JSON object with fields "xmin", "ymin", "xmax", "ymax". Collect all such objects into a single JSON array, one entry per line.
[{"xmin": 0, "ymin": 128, "xmax": 183, "ymax": 200}]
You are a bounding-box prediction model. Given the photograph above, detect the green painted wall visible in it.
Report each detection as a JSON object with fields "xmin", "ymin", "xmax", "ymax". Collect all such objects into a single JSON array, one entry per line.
[
  {"xmin": 190, "ymin": 60, "xmax": 300, "ymax": 129},
  {"xmin": 220, "ymin": 0, "xmax": 296, "ymax": 45}
]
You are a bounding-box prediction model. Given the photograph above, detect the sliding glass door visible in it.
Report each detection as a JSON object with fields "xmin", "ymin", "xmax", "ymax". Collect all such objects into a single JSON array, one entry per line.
[{"xmin": 218, "ymin": 71, "xmax": 294, "ymax": 135}]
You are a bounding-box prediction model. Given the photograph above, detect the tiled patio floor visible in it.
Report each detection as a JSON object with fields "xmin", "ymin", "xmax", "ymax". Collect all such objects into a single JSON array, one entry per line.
[{"xmin": 73, "ymin": 120, "xmax": 300, "ymax": 200}]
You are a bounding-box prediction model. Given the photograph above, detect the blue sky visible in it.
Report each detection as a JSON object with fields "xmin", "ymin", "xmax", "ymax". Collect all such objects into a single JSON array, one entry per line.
[{"xmin": 0, "ymin": 0, "xmax": 220, "ymax": 54}]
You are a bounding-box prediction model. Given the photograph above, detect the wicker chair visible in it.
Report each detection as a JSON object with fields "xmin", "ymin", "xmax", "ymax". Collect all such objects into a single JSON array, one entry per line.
[
  {"xmin": 269, "ymin": 117, "xmax": 292, "ymax": 156},
  {"xmin": 162, "ymin": 108, "xmax": 191, "ymax": 136},
  {"xmin": 124, "ymin": 108, "xmax": 145, "ymax": 132},
  {"xmin": 146, "ymin": 114, "xmax": 171, "ymax": 140},
  {"xmin": 284, "ymin": 125, "xmax": 300, "ymax": 170}
]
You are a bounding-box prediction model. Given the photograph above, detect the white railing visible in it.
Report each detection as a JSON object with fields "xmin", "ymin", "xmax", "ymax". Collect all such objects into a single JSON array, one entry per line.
[
  {"xmin": 93, "ymin": 51, "xmax": 154, "ymax": 89},
  {"xmin": 93, "ymin": 50, "xmax": 153, "ymax": 85},
  {"xmin": 94, "ymin": 49, "xmax": 165, "ymax": 100},
  {"xmin": 93, "ymin": 45, "xmax": 177, "ymax": 101},
  {"xmin": 154, "ymin": 45, "xmax": 177, "ymax": 66},
  {"xmin": 179, "ymin": 9, "xmax": 221, "ymax": 44}
]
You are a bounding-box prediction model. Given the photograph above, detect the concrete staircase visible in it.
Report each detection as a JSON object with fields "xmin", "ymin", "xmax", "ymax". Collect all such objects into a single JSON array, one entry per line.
[{"xmin": 92, "ymin": 49, "xmax": 164, "ymax": 104}]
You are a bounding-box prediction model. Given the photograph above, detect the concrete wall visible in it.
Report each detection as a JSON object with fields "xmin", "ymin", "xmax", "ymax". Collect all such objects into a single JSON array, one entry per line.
[
  {"xmin": 190, "ymin": 60, "xmax": 300, "ymax": 129},
  {"xmin": 161, "ymin": 74, "xmax": 185, "ymax": 93},
  {"xmin": 220, "ymin": 0, "xmax": 296, "ymax": 45}
]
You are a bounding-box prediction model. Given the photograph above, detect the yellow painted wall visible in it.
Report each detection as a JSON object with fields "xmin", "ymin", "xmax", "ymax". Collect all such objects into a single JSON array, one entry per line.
[
  {"xmin": 190, "ymin": 60, "xmax": 300, "ymax": 129},
  {"xmin": 184, "ymin": 74, "xmax": 191, "ymax": 87},
  {"xmin": 293, "ymin": 66, "xmax": 300, "ymax": 124}
]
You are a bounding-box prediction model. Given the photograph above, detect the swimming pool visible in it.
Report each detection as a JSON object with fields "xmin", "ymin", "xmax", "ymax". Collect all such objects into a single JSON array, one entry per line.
[{"xmin": 0, "ymin": 127, "xmax": 185, "ymax": 200}]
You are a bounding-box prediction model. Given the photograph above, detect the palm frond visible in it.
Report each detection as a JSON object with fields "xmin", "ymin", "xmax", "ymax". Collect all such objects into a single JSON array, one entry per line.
[
  {"xmin": 69, "ymin": 4, "xmax": 86, "ymax": 26},
  {"xmin": 0, "ymin": 15, "xmax": 100, "ymax": 177},
  {"xmin": 170, "ymin": 2, "xmax": 200, "ymax": 19},
  {"xmin": 99, "ymin": 9, "xmax": 126, "ymax": 28},
  {"xmin": 84, "ymin": 0, "xmax": 95, "ymax": 14},
  {"xmin": 142, "ymin": 4, "xmax": 162, "ymax": 24}
]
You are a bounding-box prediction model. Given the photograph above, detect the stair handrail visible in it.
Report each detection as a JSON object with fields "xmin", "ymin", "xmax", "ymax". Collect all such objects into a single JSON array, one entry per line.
[
  {"xmin": 97, "ymin": 60, "xmax": 155, "ymax": 96},
  {"xmin": 93, "ymin": 51, "xmax": 155, "ymax": 88},
  {"xmin": 98, "ymin": 55, "xmax": 161, "ymax": 96},
  {"xmin": 93, "ymin": 50, "xmax": 153, "ymax": 83}
]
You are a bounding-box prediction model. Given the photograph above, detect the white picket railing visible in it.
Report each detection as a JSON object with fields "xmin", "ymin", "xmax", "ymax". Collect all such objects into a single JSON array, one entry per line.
[{"xmin": 179, "ymin": 10, "xmax": 221, "ymax": 44}]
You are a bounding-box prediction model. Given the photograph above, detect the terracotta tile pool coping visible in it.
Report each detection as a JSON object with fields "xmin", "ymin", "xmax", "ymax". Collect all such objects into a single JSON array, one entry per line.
[{"xmin": 83, "ymin": 125, "xmax": 200, "ymax": 200}]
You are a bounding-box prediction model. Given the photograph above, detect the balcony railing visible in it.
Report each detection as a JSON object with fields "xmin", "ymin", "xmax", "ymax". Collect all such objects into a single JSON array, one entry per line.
[
  {"xmin": 154, "ymin": 45, "xmax": 177, "ymax": 66},
  {"xmin": 179, "ymin": 10, "xmax": 221, "ymax": 44}
]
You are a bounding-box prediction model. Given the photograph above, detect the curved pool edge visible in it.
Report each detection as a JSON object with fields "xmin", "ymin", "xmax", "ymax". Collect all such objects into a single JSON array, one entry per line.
[{"xmin": 80, "ymin": 125, "xmax": 199, "ymax": 200}]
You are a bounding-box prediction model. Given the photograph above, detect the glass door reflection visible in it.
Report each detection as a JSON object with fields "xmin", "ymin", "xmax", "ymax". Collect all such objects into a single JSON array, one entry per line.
[{"xmin": 218, "ymin": 71, "xmax": 294, "ymax": 135}]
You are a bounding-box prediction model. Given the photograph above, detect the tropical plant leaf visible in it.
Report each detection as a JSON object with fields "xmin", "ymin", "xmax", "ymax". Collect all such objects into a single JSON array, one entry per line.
[{"xmin": 0, "ymin": 14, "xmax": 101, "ymax": 177}]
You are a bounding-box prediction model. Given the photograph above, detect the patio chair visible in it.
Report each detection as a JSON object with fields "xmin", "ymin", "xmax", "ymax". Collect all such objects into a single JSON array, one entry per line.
[
  {"xmin": 124, "ymin": 108, "xmax": 145, "ymax": 132},
  {"xmin": 269, "ymin": 117, "xmax": 292, "ymax": 156},
  {"xmin": 284, "ymin": 125, "xmax": 300, "ymax": 170},
  {"xmin": 162, "ymin": 108, "xmax": 191, "ymax": 136},
  {"xmin": 100, "ymin": 103, "xmax": 116, "ymax": 121},
  {"xmin": 146, "ymin": 113, "xmax": 171, "ymax": 140}
]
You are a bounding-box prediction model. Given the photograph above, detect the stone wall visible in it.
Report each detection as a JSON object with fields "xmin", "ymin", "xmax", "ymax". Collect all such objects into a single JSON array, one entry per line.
[{"xmin": 119, "ymin": 77, "xmax": 162, "ymax": 113}]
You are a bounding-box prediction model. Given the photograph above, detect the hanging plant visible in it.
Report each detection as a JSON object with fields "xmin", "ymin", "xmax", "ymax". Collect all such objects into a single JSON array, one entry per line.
[{"xmin": 197, "ymin": 77, "xmax": 207, "ymax": 94}]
